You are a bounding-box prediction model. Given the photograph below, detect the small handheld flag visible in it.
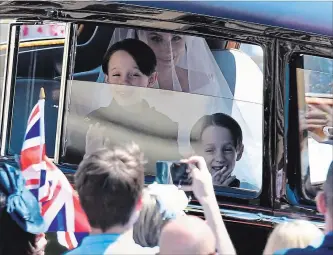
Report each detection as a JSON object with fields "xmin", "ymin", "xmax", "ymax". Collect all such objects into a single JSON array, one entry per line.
[{"xmin": 20, "ymin": 87, "xmax": 90, "ymax": 249}]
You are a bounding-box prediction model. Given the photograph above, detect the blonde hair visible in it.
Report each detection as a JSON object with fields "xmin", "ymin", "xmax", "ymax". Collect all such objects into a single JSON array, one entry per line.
[
  {"xmin": 133, "ymin": 189, "xmax": 166, "ymax": 247},
  {"xmin": 263, "ymin": 220, "xmax": 323, "ymax": 255}
]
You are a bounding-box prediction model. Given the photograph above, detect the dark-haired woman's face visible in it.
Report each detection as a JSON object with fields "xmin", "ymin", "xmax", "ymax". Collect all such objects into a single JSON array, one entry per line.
[
  {"xmin": 106, "ymin": 50, "xmax": 153, "ymax": 87},
  {"xmin": 143, "ymin": 32, "xmax": 185, "ymax": 67},
  {"xmin": 201, "ymin": 125, "xmax": 238, "ymax": 185}
]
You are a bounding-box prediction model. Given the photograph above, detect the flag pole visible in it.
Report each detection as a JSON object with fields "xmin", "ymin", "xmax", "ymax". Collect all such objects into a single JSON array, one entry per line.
[
  {"xmin": 39, "ymin": 87, "xmax": 45, "ymax": 162},
  {"xmin": 40, "ymin": 87, "xmax": 45, "ymax": 100}
]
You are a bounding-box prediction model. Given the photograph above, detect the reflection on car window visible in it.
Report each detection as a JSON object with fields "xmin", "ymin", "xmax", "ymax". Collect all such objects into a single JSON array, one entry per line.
[
  {"xmin": 20, "ymin": 24, "xmax": 66, "ymax": 41},
  {"xmin": 0, "ymin": 21, "xmax": 9, "ymax": 95},
  {"xmin": 304, "ymin": 55, "xmax": 333, "ymax": 95},
  {"xmin": 8, "ymin": 23, "xmax": 66, "ymax": 158},
  {"xmin": 0, "ymin": 20, "xmax": 13, "ymax": 143},
  {"xmin": 239, "ymin": 44, "xmax": 264, "ymax": 72},
  {"xmin": 297, "ymin": 55, "xmax": 333, "ymax": 187},
  {"xmin": 63, "ymin": 25, "xmax": 264, "ymax": 192},
  {"xmin": 0, "ymin": 19, "xmax": 14, "ymax": 44}
]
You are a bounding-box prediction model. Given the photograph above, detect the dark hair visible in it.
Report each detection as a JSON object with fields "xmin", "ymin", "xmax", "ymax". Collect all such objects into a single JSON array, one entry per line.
[
  {"xmin": 102, "ymin": 38, "xmax": 157, "ymax": 76},
  {"xmin": 75, "ymin": 143, "xmax": 146, "ymax": 232},
  {"xmin": 190, "ymin": 113, "xmax": 243, "ymax": 151},
  {"xmin": 324, "ymin": 161, "xmax": 333, "ymax": 217},
  {"xmin": 0, "ymin": 190, "xmax": 40, "ymax": 255}
]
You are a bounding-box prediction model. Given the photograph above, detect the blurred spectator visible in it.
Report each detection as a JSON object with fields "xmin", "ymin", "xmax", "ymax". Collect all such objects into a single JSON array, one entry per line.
[
  {"xmin": 65, "ymin": 143, "xmax": 158, "ymax": 254},
  {"xmin": 263, "ymin": 220, "xmax": 323, "ymax": 254},
  {"xmin": 159, "ymin": 156, "xmax": 236, "ymax": 255},
  {"xmin": 0, "ymin": 163, "xmax": 47, "ymax": 255},
  {"xmin": 274, "ymin": 161, "xmax": 333, "ymax": 255},
  {"xmin": 159, "ymin": 215, "xmax": 216, "ymax": 255},
  {"xmin": 133, "ymin": 183, "xmax": 189, "ymax": 247}
]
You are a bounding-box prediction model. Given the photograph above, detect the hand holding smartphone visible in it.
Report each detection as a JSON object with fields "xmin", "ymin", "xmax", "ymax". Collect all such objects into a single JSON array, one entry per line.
[{"xmin": 156, "ymin": 157, "xmax": 215, "ymax": 198}]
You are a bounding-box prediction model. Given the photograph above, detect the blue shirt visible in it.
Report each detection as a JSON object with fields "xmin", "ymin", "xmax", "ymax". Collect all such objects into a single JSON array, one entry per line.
[
  {"xmin": 64, "ymin": 233, "xmax": 121, "ymax": 255},
  {"xmin": 63, "ymin": 232, "xmax": 159, "ymax": 255},
  {"xmin": 274, "ymin": 232, "xmax": 333, "ymax": 255}
]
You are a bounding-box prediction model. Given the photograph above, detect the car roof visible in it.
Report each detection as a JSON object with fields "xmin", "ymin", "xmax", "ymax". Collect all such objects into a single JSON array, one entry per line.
[
  {"xmin": 1, "ymin": 1, "xmax": 332, "ymax": 37},
  {"xmin": 121, "ymin": 1, "xmax": 333, "ymax": 37}
]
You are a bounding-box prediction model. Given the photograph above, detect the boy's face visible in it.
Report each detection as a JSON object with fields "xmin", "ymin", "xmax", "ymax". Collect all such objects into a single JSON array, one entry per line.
[
  {"xmin": 200, "ymin": 125, "xmax": 242, "ymax": 184},
  {"xmin": 105, "ymin": 50, "xmax": 156, "ymax": 105},
  {"xmin": 106, "ymin": 50, "xmax": 150, "ymax": 88}
]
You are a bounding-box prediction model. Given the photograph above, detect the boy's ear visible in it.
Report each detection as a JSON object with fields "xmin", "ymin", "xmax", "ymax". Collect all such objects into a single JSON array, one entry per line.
[
  {"xmin": 236, "ymin": 144, "xmax": 244, "ymax": 161},
  {"xmin": 148, "ymin": 72, "xmax": 158, "ymax": 88},
  {"xmin": 104, "ymin": 74, "xmax": 109, "ymax": 83}
]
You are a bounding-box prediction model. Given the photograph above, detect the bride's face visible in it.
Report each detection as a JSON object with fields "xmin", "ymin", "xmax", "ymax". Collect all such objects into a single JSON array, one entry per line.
[{"xmin": 143, "ymin": 31, "xmax": 186, "ymax": 67}]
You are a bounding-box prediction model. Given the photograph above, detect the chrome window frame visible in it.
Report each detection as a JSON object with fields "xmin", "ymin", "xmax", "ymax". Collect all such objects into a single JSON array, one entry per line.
[
  {"xmin": 0, "ymin": 21, "xmax": 17, "ymax": 155},
  {"xmin": 54, "ymin": 22, "xmax": 77, "ymax": 163},
  {"xmin": 1, "ymin": 23, "xmax": 22, "ymax": 156}
]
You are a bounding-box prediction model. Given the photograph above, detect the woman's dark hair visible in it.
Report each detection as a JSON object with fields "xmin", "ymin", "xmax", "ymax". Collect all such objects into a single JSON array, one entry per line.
[
  {"xmin": 190, "ymin": 113, "xmax": 243, "ymax": 151},
  {"xmin": 102, "ymin": 38, "xmax": 157, "ymax": 76},
  {"xmin": 0, "ymin": 189, "xmax": 40, "ymax": 255}
]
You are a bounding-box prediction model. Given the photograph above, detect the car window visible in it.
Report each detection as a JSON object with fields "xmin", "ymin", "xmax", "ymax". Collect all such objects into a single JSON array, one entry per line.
[
  {"xmin": 296, "ymin": 54, "xmax": 333, "ymax": 188},
  {"xmin": 62, "ymin": 25, "xmax": 264, "ymax": 194},
  {"xmin": 7, "ymin": 22, "xmax": 66, "ymax": 158}
]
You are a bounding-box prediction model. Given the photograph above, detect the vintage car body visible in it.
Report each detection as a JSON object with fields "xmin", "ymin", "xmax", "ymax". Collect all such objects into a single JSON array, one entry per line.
[{"xmin": 0, "ymin": 1, "xmax": 332, "ymax": 254}]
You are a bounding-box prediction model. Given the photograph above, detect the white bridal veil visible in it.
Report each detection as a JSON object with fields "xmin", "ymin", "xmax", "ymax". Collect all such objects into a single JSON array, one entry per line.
[{"xmin": 97, "ymin": 28, "xmax": 232, "ymax": 99}]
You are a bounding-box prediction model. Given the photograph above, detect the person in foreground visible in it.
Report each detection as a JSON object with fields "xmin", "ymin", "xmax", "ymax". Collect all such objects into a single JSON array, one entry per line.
[
  {"xmin": 133, "ymin": 182, "xmax": 189, "ymax": 248},
  {"xmin": 159, "ymin": 156, "xmax": 236, "ymax": 255},
  {"xmin": 263, "ymin": 220, "xmax": 323, "ymax": 254},
  {"xmin": 274, "ymin": 161, "xmax": 333, "ymax": 255},
  {"xmin": 159, "ymin": 215, "xmax": 216, "ymax": 255},
  {"xmin": 64, "ymin": 143, "xmax": 158, "ymax": 255},
  {"xmin": 0, "ymin": 163, "xmax": 47, "ymax": 255}
]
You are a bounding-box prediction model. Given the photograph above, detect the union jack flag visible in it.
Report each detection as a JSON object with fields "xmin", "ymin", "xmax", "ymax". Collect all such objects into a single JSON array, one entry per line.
[{"xmin": 20, "ymin": 88, "xmax": 90, "ymax": 249}]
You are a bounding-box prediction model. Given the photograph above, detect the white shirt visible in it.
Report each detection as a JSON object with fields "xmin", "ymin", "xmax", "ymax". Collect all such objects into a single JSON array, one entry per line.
[{"xmin": 104, "ymin": 231, "xmax": 159, "ymax": 255}]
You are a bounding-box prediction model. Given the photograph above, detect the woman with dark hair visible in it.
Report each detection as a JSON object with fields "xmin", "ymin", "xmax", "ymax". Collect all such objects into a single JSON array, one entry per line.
[
  {"xmin": 0, "ymin": 163, "xmax": 47, "ymax": 255},
  {"xmin": 190, "ymin": 113, "xmax": 256, "ymax": 189}
]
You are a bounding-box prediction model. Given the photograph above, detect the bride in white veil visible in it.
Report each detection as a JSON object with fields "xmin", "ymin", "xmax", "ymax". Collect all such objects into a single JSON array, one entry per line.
[
  {"xmin": 97, "ymin": 28, "xmax": 232, "ymax": 100},
  {"xmin": 94, "ymin": 27, "xmax": 261, "ymax": 189}
]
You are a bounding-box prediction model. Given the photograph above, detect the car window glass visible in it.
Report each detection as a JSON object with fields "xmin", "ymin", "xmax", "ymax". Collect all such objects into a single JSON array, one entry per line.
[
  {"xmin": 297, "ymin": 55, "xmax": 333, "ymax": 188},
  {"xmin": 19, "ymin": 24, "xmax": 66, "ymax": 41},
  {"xmin": 62, "ymin": 25, "xmax": 264, "ymax": 193},
  {"xmin": 7, "ymin": 23, "xmax": 66, "ymax": 157},
  {"xmin": 0, "ymin": 21, "xmax": 9, "ymax": 95}
]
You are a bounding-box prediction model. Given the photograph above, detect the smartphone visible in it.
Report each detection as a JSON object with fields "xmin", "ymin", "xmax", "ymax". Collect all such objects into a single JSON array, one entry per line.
[{"xmin": 156, "ymin": 161, "xmax": 192, "ymax": 187}]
